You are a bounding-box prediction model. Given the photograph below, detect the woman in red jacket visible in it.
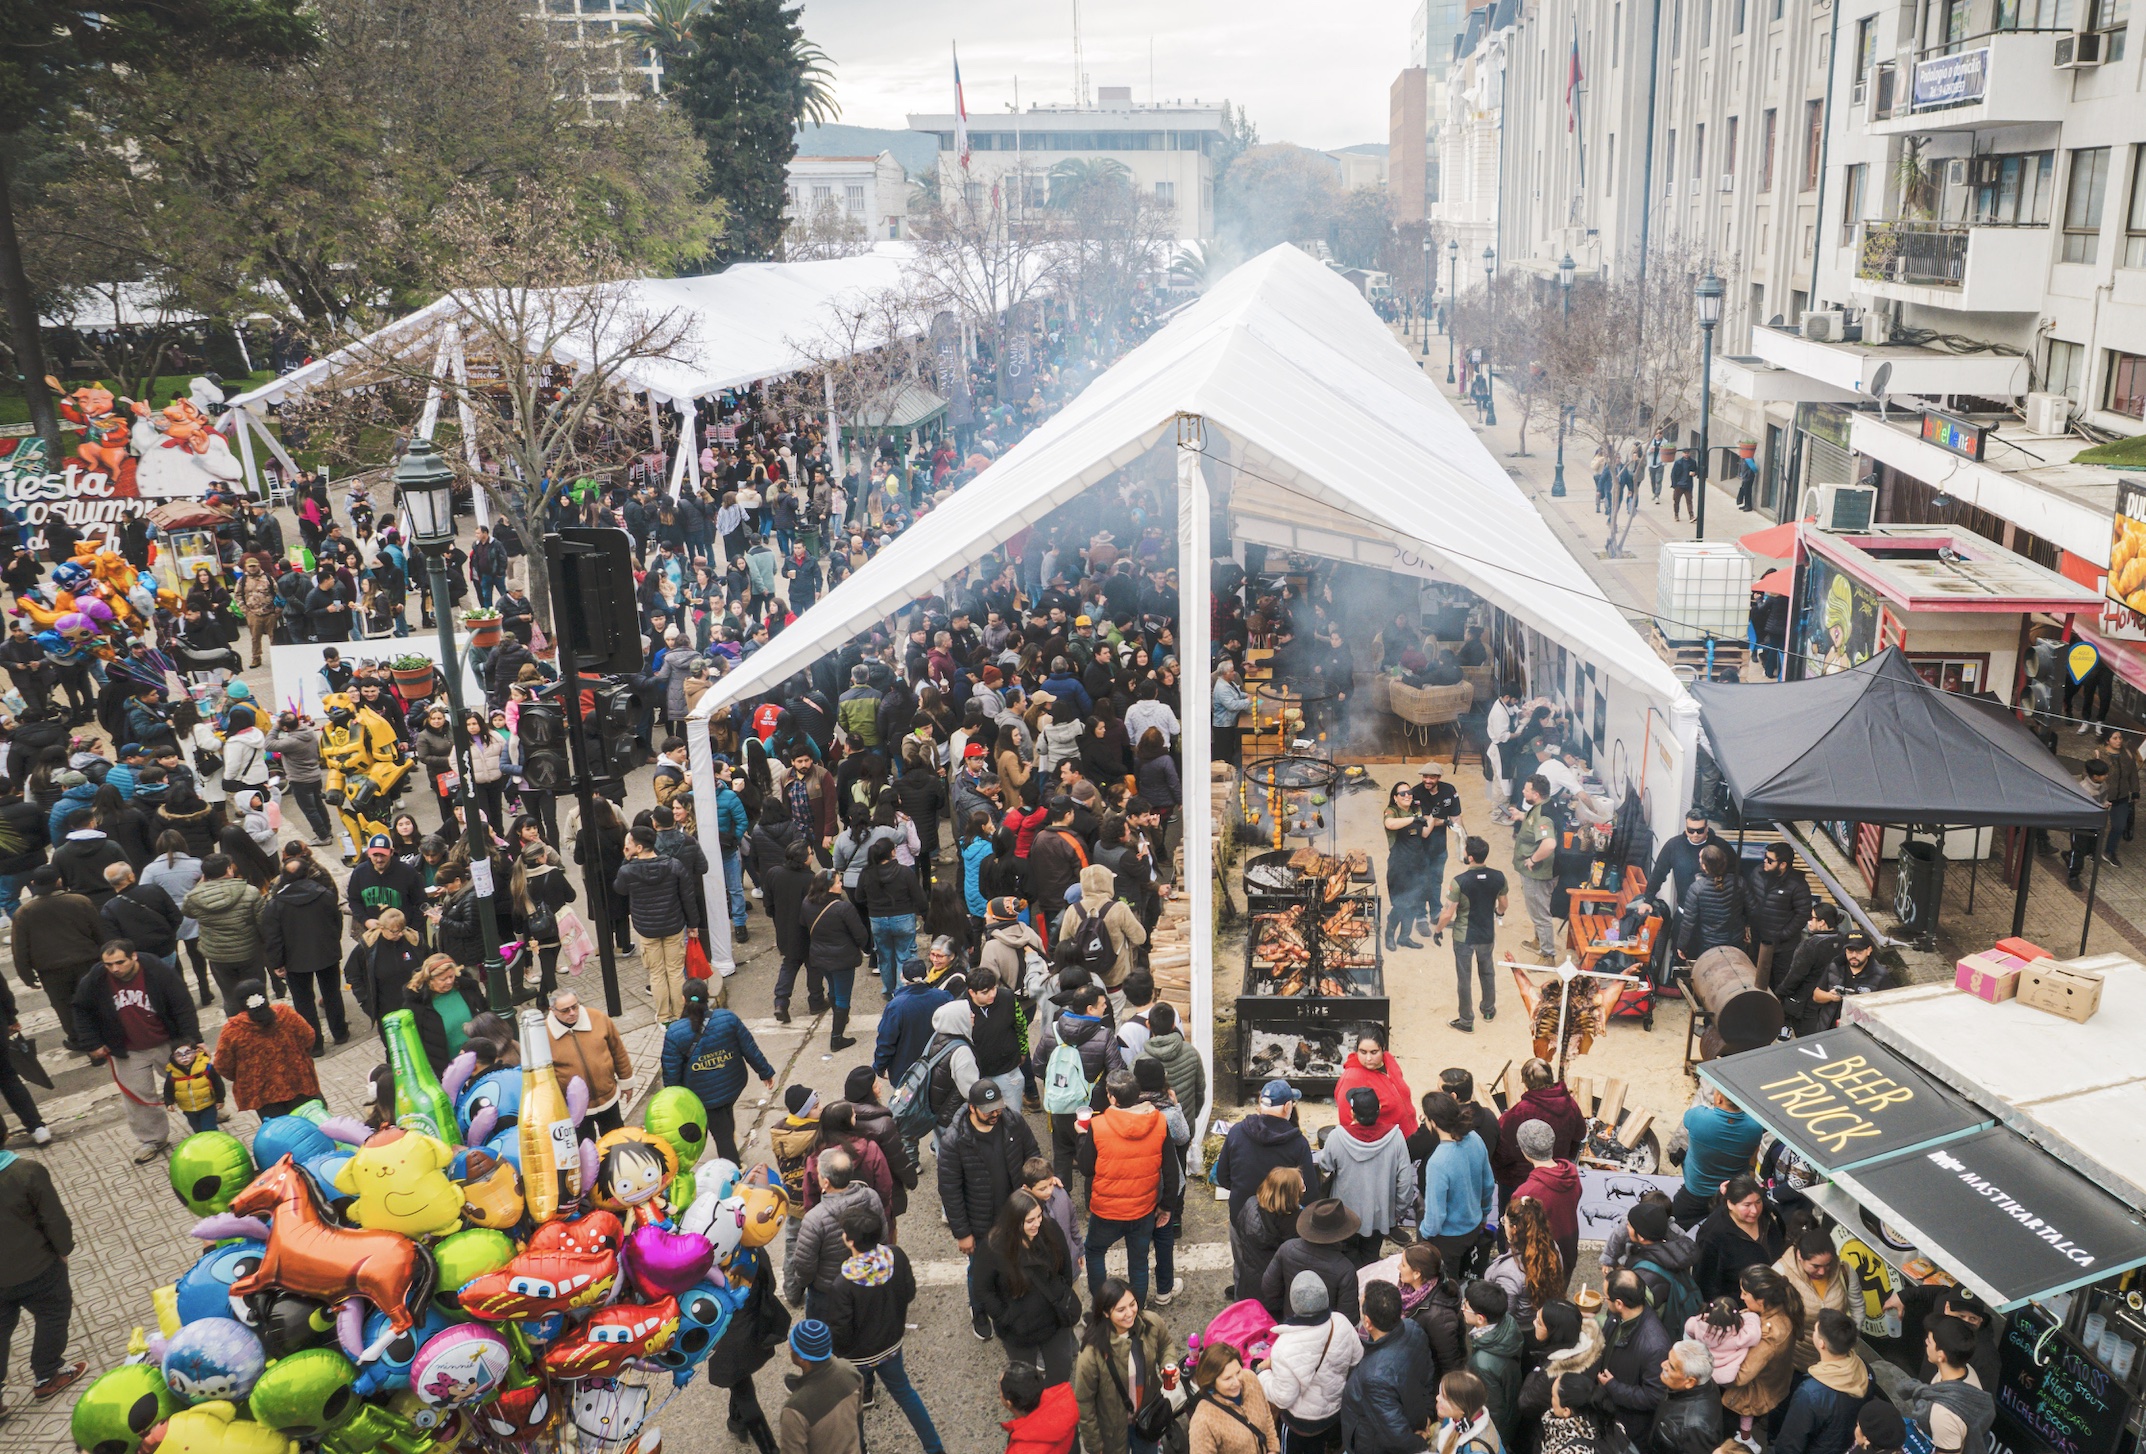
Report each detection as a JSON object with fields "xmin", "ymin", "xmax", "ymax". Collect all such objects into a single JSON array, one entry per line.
[{"xmin": 1332, "ymin": 1029, "xmax": 1419, "ymax": 1143}]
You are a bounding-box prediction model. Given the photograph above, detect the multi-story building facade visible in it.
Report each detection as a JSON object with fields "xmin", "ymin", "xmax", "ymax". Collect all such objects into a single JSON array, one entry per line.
[
  {"xmin": 783, "ymin": 153, "xmax": 915, "ymax": 242},
  {"xmin": 907, "ymin": 92, "xmax": 1230, "ymax": 240},
  {"xmin": 526, "ymin": 0, "xmax": 660, "ymax": 116}
]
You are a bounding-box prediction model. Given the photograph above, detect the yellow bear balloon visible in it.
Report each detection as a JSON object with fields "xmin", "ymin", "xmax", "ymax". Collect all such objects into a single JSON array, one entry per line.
[
  {"xmin": 333, "ymin": 1127, "xmax": 466, "ymax": 1238},
  {"xmin": 156, "ymin": 1401, "xmax": 300, "ymax": 1454}
]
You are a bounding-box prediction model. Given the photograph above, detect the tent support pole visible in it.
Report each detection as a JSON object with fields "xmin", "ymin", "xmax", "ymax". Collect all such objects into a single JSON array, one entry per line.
[
  {"xmin": 2083, "ymin": 808, "xmax": 2106, "ymax": 954},
  {"xmin": 2011, "ymin": 829, "xmax": 2033, "ymax": 939},
  {"xmin": 686, "ymin": 712, "xmax": 734, "ymax": 976},
  {"xmin": 1177, "ymin": 414, "xmax": 1214, "ymax": 1166},
  {"xmin": 1966, "ymin": 829, "xmax": 1976, "ymax": 914}
]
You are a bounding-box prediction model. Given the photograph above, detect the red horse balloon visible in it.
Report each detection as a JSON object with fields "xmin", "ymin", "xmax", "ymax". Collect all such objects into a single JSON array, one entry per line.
[{"xmin": 226, "ymin": 1156, "xmax": 434, "ymax": 1338}]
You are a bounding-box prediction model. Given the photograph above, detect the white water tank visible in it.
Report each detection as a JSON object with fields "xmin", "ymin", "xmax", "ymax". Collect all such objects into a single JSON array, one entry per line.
[{"xmin": 1657, "ymin": 540, "xmax": 1754, "ymax": 642}]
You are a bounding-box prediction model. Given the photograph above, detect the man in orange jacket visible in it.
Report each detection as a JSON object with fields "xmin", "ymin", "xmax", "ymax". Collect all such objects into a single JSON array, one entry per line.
[{"xmin": 1075, "ymin": 1068, "xmax": 1189, "ymax": 1308}]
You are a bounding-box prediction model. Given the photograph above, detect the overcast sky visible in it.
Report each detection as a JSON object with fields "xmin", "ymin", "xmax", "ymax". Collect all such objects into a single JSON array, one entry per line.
[{"xmin": 796, "ymin": 0, "xmax": 1417, "ymax": 151}]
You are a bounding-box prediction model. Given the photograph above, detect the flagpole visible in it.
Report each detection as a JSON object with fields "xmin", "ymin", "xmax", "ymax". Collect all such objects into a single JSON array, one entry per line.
[{"xmin": 1571, "ymin": 13, "xmax": 1587, "ymax": 196}]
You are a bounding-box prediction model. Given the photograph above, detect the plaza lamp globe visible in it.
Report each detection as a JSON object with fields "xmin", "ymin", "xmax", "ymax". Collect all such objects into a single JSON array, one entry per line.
[{"xmin": 394, "ymin": 438, "xmax": 457, "ymax": 549}]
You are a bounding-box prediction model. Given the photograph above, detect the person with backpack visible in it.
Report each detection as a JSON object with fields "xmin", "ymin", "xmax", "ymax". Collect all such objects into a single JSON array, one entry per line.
[
  {"xmin": 1624, "ymin": 1200, "xmax": 1705, "ymax": 1335},
  {"xmin": 939, "ymin": 1079, "xmax": 1042, "ymax": 1343},
  {"xmin": 873, "ymin": 955, "xmax": 952, "ymax": 1088},
  {"xmin": 1056, "ymin": 865, "xmax": 1144, "ymax": 1015},
  {"xmin": 1031, "ymin": 980, "xmax": 1125, "ymax": 1185},
  {"xmin": 660, "ymin": 979, "xmax": 776, "ymax": 1164}
]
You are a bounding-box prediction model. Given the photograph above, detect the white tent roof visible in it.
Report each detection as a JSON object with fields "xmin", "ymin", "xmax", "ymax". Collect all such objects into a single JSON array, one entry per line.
[
  {"xmin": 222, "ymin": 244, "xmax": 921, "ymax": 411},
  {"xmin": 694, "ymin": 242, "xmax": 1687, "ymax": 717}
]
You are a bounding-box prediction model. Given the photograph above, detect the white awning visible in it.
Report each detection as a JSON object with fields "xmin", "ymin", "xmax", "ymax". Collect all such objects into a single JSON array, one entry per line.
[
  {"xmin": 221, "ymin": 245, "xmax": 924, "ymax": 411},
  {"xmin": 692, "ymin": 242, "xmax": 1691, "ymax": 718}
]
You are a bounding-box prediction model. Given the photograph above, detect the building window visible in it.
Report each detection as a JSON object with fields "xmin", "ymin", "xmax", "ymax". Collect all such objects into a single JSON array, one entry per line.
[
  {"xmin": 1801, "ymin": 99, "xmax": 1823, "ymax": 190},
  {"xmin": 1853, "ymin": 16, "xmax": 1877, "ymax": 92},
  {"xmin": 2107, "ymin": 350, "xmax": 2146, "ymax": 417},
  {"xmin": 844, "ymin": 184, "xmax": 865, "ymax": 215},
  {"xmin": 1971, "ymin": 152, "xmax": 2055, "ymax": 226},
  {"xmin": 1734, "ymin": 0, "xmax": 1746, "ymax": 30},
  {"xmin": 2093, "ymin": 0, "xmax": 2129, "ymax": 59},
  {"xmin": 811, "ymin": 184, "xmax": 832, "ymax": 203},
  {"xmin": 1608, "ymin": 133, "xmax": 1617, "ymax": 189},
  {"xmin": 1666, "ymin": 130, "xmax": 1678, "ymax": 194},
  {"xmin": 2127, "ymin": 145, "xmax": 2146, "ymax": 265},
  {"xmin": 1939, "ymin": 0, "xmax": 1969, "ymax": 43},
  {"xmin": 1701, "ymin": 0, "xmax": 1714, "ymax": 46},
  {"xmin": 1694, "ymin": 123, "xmax": 1706, "ymax": 184},
  {"xmin": 2064, "ymin": 147, "xmax": 2110, "ymax": 264},
  {"xmin": 2048, "ymin": 339, "xmax": 2085, "ymax": 402},
  {"xmin": 1155, "ymin": 180, "xmax": 1175, "ymax": 205},
  {"xmin": 1760, "ymin": 109, "xmax": 1777, "ymax": 190},
  {"xmin": 1723, "ymin": 116, "xmax": 1739, "ymax": 187},
  {"xmin": 1670, "ymin": 0, "xmax": 1681, "ymax": 51},
  {"xmin": 1773, "ymin": 0, "xmax": 1784, "ymax": 19},
  {"xmin": 1842, "ymin": 163, "xmax": 1866, "ymax": 243}
]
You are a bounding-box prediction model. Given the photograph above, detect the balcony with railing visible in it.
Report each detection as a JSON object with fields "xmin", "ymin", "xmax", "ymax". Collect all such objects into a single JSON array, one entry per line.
[
  {"xmin": 1865, "ymin": 30, "xmax": 2073, "ymax": 134},
  {"xmin": 1855, "ymin": 219, "xmax": 2047, "ymax": 312}
]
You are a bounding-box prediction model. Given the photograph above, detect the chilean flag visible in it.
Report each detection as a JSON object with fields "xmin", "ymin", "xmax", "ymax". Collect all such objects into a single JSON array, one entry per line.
[
  {"xmin": 1567, "ymin": 35, "xmax": 1583, "ymax": 133},
  {"xmin": 953, "ymin": 43, "xmax": 971, "ymax": 169}
]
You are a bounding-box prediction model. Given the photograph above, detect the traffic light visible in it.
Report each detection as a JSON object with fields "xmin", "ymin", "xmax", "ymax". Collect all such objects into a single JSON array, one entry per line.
[
  {"xmin": 589, "ymin": 680, "xmax": 646, "ymax": 780},
  {"xmin": 518, "ymin": 702, "xmax": 569, "ymax": 791}
]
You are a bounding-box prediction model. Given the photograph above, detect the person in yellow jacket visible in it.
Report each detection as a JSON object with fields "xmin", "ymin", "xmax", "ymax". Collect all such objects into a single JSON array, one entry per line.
[{"xmin": 161, "ymin": 1043, "xmax": 226, "ymax": 1133}]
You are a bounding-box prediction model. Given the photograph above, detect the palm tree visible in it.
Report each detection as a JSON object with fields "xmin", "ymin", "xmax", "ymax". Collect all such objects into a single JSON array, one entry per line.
[
  {"xmin": 620, "ymin": 0, "xmax": 710, "ymax": 87},
  {"xmin": 1047, "ymin": 157, "xmax": 1132, "ymax": 209},
  {"xmin": 792, "ymin": 35, "xmax": 839, "ymax": 126}
]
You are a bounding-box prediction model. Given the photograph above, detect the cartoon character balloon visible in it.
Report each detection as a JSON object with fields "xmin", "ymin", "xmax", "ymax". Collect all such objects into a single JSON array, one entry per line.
[
  {"xmin": 408, "ymin": 1323, "xmax": 512, "ymax": 1408},
  {"xmin": 161, "ymin": 1317, "xmax": 267, "ymax": 1404},
  {"xmin": 153, "ymin": 1400, "xmax": 298, "ymax": 1454},
  {"xmin": 333, "ymin": 1127, "xmax": 465, "ymax": 1238},
  {"xmin": 168, "ymin": 1130, "xmax": 255, "ymax": 1218},
  {"xmin": 652, "ymin": 1282, "xmax": 736, "ymax": 1386},
  {"xmin": 458, "ymin": 1211, "xmax": 621, "ymax": 1322},
  {"xmin": 641, "ymin": 1087, "xmax": 708, "ymax": 1169},
  {"xmin": 174, "ymin": 1239, "xmax": 268, "ymax": 1326},
  {"xmin": 70, "ymin": 1364, "xmax": 183, "ymax": 1454},
  {"xmin": 540, "ymin": 1296, "xmax": 680, "ymax": 1381}
]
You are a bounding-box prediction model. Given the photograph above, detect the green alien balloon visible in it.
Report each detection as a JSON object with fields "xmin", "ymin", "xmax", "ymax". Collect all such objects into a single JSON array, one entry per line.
[
  {"xmin": 167, "ymin": 1130, "xmax": 257, "ymax": 1217},
  {"xmin": 642, "ymin": 1086, "xmax": 708, "ymax": 1168},
  {"xmin": 430, "ymin": 1227, "xmax": 517, "ymax": 1313},
  {"xmin": 668, "ymin": 1165, "xmax": 698, "ymax": 1213},
  {"xmin": 70, "ymin": 1364, "xmax": 183, "ymax": 1454},
  {"xmin": 248, "ymin": 1347, "xmax": 360, "ymax": 1439}
]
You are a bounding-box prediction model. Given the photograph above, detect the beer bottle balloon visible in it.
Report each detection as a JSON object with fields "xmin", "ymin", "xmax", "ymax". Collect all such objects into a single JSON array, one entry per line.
[
  {"xmin": 518, "ymin": 1007, "xmax": 580, "ymax": 1221},
  {"xmin": 381, "ymin": 1009, "xmax": 461, "ymax": 1145}
]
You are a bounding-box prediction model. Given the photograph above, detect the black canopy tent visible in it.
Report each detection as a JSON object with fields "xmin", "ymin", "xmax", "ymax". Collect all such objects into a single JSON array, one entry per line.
[{"xmin": 1690, "ymin": 648, "xmax": 2108, "ymax": 945}]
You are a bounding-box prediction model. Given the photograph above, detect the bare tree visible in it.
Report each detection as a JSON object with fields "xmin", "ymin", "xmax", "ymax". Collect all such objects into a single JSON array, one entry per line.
[
  {"xmin": 772, "ymin": 285, "xmax": 926, "ymax": 478},
  {"xmin": 284, "ymin": 179, "xmax": 691, "ymax": 627},
  {"xmin": 905, "ymin": 170, "xmax": 1057, "ymax": 399},
  {"xmin": 781, "ymin": 198, "xmax": 872, "ymax": 262},
  {"xmin": 1046, "ymin": 159, "xmax": 1174, "ymax": 362}
]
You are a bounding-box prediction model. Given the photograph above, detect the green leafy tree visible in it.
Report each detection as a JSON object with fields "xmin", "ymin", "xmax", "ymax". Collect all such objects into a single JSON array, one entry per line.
[
  {"xmin": 1331, "ymin": 188, "xmax": 1395, "ymax": 270},
  {"xmin": 0, "ymin": 0, "xmax": 316, "ymax": 455},
  {"xmin": 623, "ymin": 0, "xmax": 713, "ymax": 86},
  {"xmin": 674, "ymin": 0, "xmax": 838, "ymax": 262}
]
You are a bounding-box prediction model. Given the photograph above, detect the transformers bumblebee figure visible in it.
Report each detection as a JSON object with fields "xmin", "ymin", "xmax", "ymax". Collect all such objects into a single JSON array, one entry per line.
[{"xmin": 319, "ymin": 691, "xmax": 413, "ymax": 845}]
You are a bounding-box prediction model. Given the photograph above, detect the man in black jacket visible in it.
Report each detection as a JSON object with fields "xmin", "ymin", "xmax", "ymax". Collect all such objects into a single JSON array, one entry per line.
[
  {"xmin": 1650, "ymin": 1339, "xmax": 1726, "ymax": 1454},
  {"xmin": 50, "ymin": 811, "xmax": 127, "ymax": 907},
  {"xmin": 73, "ymin": 940, "xmax": 198, "ymax": 1161},
  {"xmin": 964, "ymin": 963, "xmax": 1026, "ymax": 1111},
  {"xmin": 261, "ymin": 861, "xmax": 348, "ymax": 1049},
  {"xmin": 936, "ymin": 1079, "xmax": 1041, "ymax": 1342},
  {"xmin": 1596, "ymin": 1270, "xmax": 1672, "ymax": 1441},
  {"xmin": 431, "ymin": 863, "xmax": 488, "ymax": 971},
  {"xmin": 1745, "ymin": 844, "xmax": 1814, "ymax": 989},
  {"xmin": 99, "ymin": 864, "xmax": 182, "ymax": 964},
  {"xmin": 1341, "ymin": 1279, "xmax": 1428, "ymax": 1453},
  {"xmin": 1025, "ymin": 798, "xmax": 1087, "ymax": 927},
  {"xmin": 1645, "ymin": 812, "xmax": 1735, "ymax": 976},
  {"xmin": 1775, "ymin": 903, "xmax": 1845, "ymax": 1037},
  {"xmin": 347, "ymin": 835, "xmax": 424, "ymax": 933},
  {"xmin": 615, "ymin": 826, "xmax": 700, "ymax": 1024},
  {"xmin": 0, "ymin": 1139, "xmax": 82, "ymax": 1399},
  {"xmin": 305, "ymin": 570, "xmax": 354, "ymax": 643},
  {"xmin": 468, "ymin": 527, "xmax": 509, "ymax": 609},
  {"xmin": 1261, "ymin": 1199, "xmax": 1364, "ymax": 1324}
]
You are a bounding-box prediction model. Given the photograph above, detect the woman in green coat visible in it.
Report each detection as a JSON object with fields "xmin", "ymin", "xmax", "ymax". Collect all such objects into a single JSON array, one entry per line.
[{"xmin": 1072, "ymin": 1277, "xmax": 1175, "ymax": 1454}]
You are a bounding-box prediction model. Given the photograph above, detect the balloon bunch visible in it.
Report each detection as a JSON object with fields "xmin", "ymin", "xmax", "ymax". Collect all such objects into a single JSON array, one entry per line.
[{"xmin": 73, "ymin": 1008, "xmax": 792, "ymax": 1454}]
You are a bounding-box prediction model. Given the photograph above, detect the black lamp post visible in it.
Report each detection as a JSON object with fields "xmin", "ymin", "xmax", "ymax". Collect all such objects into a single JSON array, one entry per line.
[
  {"xmin": 1694, "ymin": 270, "xmax": 1726, "ymax": 541},
  {"xmin": 394, "ymin": 438, "xmax": 509, "ymax": 1012},
  {"xmin": 1445, "ymin": 239, "xmax": 1459, "ymax": 384},
  {"xmin": 1480, "ymin": 245, "xmax": 1497, "ymax": 426},
  {"xmin": 1421, "ymin": 235, "xmax": 1433, "ymax": 355},
  {"xmin": 1552, "ymin": 253, "xmax": 1575, "ymax": 498}
]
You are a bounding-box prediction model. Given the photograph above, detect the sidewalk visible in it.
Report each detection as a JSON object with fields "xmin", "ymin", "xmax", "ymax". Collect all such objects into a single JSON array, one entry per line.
[{"xmin": 1411, "ymin": 327, "xmax": 2146, "ymax": 967}]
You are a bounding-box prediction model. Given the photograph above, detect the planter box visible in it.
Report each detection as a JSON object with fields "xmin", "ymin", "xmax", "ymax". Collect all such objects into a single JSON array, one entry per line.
[
  {"xmin": 465, "ymin": 619, "xmax": 502, "ymax": 649},
  {"xmin": 391, "ymin": 664, "xmax": 438, "ymax": 694}
]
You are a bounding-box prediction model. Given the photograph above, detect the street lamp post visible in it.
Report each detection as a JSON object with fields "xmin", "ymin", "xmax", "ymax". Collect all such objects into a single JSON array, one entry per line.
[
  {"xmin": 394, "ymin": 439, "xmax": 511, "ymax": 1013},
  {"xmin": 1445, "ymin": 239, "xmax": 1459, "ymax": 384},
  {"xmin": 1552, "ymin": 253, "xmax": 1575, "ymax": 498},
  {"xmin": 1694, "ymin": 271, "xmax": 1726, "ymax": 541},
  {"xmin": 1480, "ymin": 245, "xmax": 1497, "ymax": 426},
  {"xmin": 1421, "ymin": 235, "xmax": 1433, "ymax": 356}
]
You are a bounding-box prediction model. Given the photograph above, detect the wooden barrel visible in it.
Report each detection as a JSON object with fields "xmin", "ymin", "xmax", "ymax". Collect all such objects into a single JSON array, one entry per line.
[{"xmin": 1689, "ymin": 946, "xmax": 1783, "ymax": 1051}]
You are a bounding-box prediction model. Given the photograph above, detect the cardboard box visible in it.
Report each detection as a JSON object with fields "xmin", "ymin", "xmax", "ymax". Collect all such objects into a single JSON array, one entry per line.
[
  {"xmin": 1955, "ymin": 951, "xmax": 2025, "ymax": 1003},
  {"xmin": 1994, "ymin": 937, "xmax": 2053, "ymax": 963},
  {"xmin": 2018, "ymin": 962, "xmax": 2106, "ymax": 1023}
]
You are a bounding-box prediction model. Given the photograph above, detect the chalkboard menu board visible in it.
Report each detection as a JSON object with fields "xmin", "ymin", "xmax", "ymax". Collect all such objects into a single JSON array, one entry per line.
[{"xmin": 1993, "ymin": 1304, "xmax": 2132, "ymax": 1454}]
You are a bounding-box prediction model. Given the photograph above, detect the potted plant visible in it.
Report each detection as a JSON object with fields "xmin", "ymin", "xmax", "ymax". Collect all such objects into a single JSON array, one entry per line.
[
  {"xmin": 462, "ymin": 607, "xmax": 503, "ymax": 649},
  {"xmin": 390, "ymin": 653, "xmax": 437, "ymax": 693}
]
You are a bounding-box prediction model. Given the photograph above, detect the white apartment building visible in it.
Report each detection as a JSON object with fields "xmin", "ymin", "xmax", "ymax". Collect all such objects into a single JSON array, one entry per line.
[
  {"xmin": 784, "ymin": 153, "xmax": 915, "ymax": 241},
  {"xmin": 1429, "ymin": 0, "xmax": 2144, "ymax": 598},
  {"xmin": 906, "ymin": 91, "xmax": 1230, "ymax": 240},
  {"xmin": 526, "ymin": 0, "xmax": 661, "ymax": 115}
]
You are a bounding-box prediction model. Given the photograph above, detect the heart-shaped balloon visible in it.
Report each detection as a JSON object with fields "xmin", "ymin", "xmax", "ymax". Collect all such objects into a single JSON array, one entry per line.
[{"xmin": 622, "ymin": 1223, "xmax": 715, "ymax": 1299}]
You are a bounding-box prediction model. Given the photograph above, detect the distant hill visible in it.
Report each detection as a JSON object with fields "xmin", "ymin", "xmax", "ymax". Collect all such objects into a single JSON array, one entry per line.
[
  {"xmin": 795, "ymin": 124, "xmax": 939, "ymax": 177},
  {"xmin": 1333, "ymin": 142, "xmax": 1390, "ymax": 157}
]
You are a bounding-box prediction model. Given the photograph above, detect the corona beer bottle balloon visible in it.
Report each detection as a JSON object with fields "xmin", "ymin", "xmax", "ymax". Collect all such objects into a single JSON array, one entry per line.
[
  {"xmin": 380, "ymin": 1009, "xmax": 461, "ymax": 1146},
  {"xmin": 517, "ymin": 1008, "xmax": 579, "ymax": 1222}
]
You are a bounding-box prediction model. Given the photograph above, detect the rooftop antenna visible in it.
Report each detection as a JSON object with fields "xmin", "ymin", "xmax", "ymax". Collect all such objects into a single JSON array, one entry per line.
[
  {"xmin": 1072, "ymin": 0, "xmax": 1088, "ymax": 106},
  {"xmin": 1149, "ymin": 36, "xmax": 1155, "ymax": 104}
]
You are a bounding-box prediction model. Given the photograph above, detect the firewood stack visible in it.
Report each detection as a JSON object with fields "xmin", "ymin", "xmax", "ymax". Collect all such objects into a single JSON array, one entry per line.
[{"xmin": 1147, "ymin": 762, "xmax": 1229, "ymax": 1006}]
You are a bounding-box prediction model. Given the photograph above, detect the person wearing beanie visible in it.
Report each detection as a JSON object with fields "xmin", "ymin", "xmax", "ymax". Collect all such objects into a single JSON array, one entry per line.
[
  {"xmin": 780, "ymin": 1317, "xmax": 864, "ymax": 1454},
  {"xmin": 873, "ymin": 954, "xmax": 953, "ymax": 1098},
  {"xmin": 1315, "ymin": 1086, "xmax": 1417, "ymax": 1264},
  {"xmin": 1261, "ymin": 1268, "xmax": 1366, "ymax": 1446},
  {"xmin": 769, "ymin": 1084, "xmax": 824, "ymax": 1209},
  {"xmin": 1856, "ymin": 1401, "xmax": 1907, "ymax": 1454},
  {"xmin": 1511, "ymin": 1118, "xmax": 1584, "ymax": 1275}
]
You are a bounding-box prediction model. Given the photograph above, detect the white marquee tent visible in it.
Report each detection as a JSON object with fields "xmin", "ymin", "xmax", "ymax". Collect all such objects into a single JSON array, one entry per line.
[{"xmin": 684, "ymin": 242, "xmax": 1699, "ymax": 1123}]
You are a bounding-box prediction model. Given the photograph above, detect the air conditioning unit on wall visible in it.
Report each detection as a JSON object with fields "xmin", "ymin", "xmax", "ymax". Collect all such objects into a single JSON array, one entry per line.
[
  {"xmin": 2056, "ymin": 30, "xmax": 2104, "ymax": 67},
  {"xmin": 1803, "ymin": 310, "xmax": 1845, "ymax": 341},
  {"xmin": 2025, "ymin": 391, "xmax": 2073, "ymax": 434},
  {"xmin": 1809, "ymin": 482, "xmax": 1878, "ymax": 531}
]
